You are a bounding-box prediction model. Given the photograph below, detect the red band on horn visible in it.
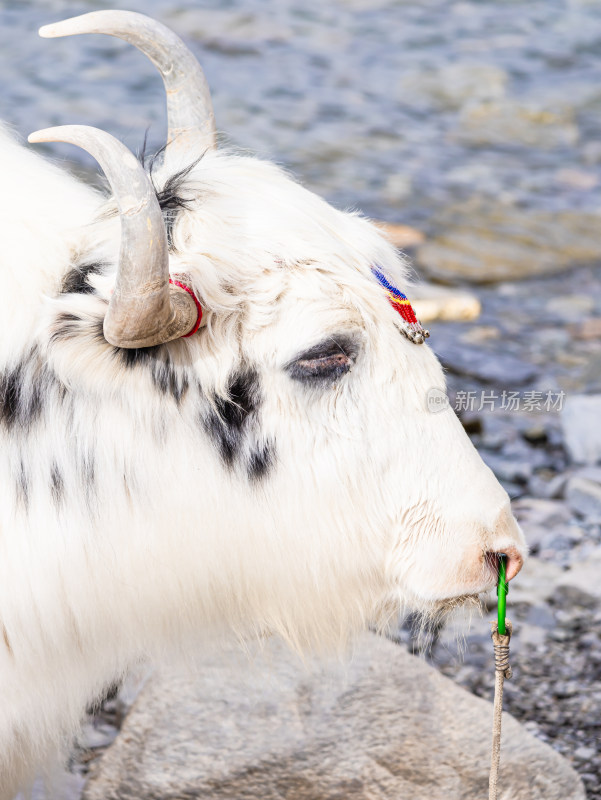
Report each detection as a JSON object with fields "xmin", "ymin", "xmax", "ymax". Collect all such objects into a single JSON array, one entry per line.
[{"xmin": 169, "ymin": 277, "xmax": 203, "ymax": 337}]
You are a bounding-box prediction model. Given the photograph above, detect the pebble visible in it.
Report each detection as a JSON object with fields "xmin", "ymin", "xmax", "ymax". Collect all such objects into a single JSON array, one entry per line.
[
  {"xmin": 512, "ymin": 497, "xmax": 572, "ymax": 529},
  {"xmin": 565, "ymin": 476, "xmax": 601, "ymax": 519},
  {"xmin": 561, "ymin": 396, "xmax": 601, "ymax": 465},
  {"xmin": 454, "ymin": 100, "xmax": 579, "ymax": 150},
  {"xmin": 574, "ymin": 466, "xmax": 601, "ymax": 484},
  {"xmin": 526, "ymin": 604, "xmax": 556, "ymax": 629},
  {"xmin": 481, "ymin": 451, "xmax": 532, "ymax": 484},
  {"xmin": 559, "ymin": 549, "xmax": 601, "ymax": 600},
  {"xmin": 528, "ymin": 472, "xmax": 568, "ymax": 500},
  {"xmin": 374, "ymin": 221, "xmax": 425, "ymax": 248},
  {"xmin": 401, "ymin": 62, "xmax": 508, "ymax": 111},
  {"xmin": 574, "ymin": 747, "xmax": 597, "ymax": 762},
  {"xmin": 569, "ymin": 318, "xmax": 601, "ymax": 340},
  {"xmin": 411, "ymin": 284, "xmax": 482, "ymax": 323},
  {"xmin": 546, "ymin": 294, "xmax": 596, "ymax": 320}
]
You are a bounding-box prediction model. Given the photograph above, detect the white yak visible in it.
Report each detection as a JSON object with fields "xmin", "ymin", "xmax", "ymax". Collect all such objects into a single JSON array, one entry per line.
[{"xmin": 0, "ymin": 11, "xmax": 525, "ymax": 797}]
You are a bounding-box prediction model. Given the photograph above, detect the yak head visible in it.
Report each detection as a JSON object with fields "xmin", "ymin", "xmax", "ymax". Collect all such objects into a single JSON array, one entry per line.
[{"xmin": 31, "ymin": 10, "xmax": 526, "ymax": 650}]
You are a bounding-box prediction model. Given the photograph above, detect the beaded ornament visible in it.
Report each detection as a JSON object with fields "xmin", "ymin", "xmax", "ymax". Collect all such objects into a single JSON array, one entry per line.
[{"xmin": 371, "ymin": 267, "xmax": 429, "ymax": 344}]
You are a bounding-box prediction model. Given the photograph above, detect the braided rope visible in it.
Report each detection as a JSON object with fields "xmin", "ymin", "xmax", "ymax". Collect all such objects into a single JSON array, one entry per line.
[{"xmin": 489, "ymin": 619, "xmax": 512, "ymax": 800}]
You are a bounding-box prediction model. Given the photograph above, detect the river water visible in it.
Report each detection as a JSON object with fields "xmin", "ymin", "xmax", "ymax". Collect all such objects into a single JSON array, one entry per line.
[{"xmin": 1, "ymin": 0, "xmax": 601, "ymax": 226}]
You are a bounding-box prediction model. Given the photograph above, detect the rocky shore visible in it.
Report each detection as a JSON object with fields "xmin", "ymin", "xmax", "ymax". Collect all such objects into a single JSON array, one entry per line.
[{"xmin": 397, "ymin": 257, "xmax": 601, "ymax": 800}]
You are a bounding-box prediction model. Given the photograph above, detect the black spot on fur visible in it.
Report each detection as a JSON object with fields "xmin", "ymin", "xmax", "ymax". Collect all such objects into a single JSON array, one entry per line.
[
  {"xmin": 151, "ymin": 358, "xmax": 189, "ymax": 405},
  {"xmin": 248, "ymin": 442, "xmax": 273, "ymax": 481},
  {"xmin": 0, "ymin": 351, "xmax": 49, "ymax": 431},
  {"xmin": 218, "ymin": 372, "xmax": 259, "ymax": 431},
  {"xmin": 50, "ymin": 313, "xmax": 84, "ymax": 343},
  {"xmin": 0, "ymin": 363, "xmax": 25, "ymax": 427},
  {"xmin": 203, "ymin": 370, "xmax": 260, "ymax": 468},
  {"xmin": 50, "ymin": 463, "xmax": 64, "ymax": 506},
  {"xmin": 119, "ymin": 346, "xmax": 160, "ymax": 369},
  {"xmin": 117, "ymin": 345, "xmax": 190, "ymax": 405},
  {"xmin": 61, "ymin": 261, "xmax": 106, "ymax": 295}
]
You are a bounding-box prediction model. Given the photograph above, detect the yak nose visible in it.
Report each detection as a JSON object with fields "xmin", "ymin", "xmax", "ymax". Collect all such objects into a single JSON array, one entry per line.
[
  {"xmin": 491, "ymin": 545, "xmax": 524, "ymax": 582},
  {"xmin": 486, "ymin": 507, "xmax": 526, "ymax": 583}
]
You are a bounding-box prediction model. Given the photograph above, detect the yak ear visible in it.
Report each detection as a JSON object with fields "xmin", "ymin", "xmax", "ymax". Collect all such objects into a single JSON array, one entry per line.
[
  {"xmin": 39, "ymin": 10, "xmax": 217, "ymax": 167},
  {"xmin": 29, "ymin": 125, "xmax": 201, "ymax": 348}
]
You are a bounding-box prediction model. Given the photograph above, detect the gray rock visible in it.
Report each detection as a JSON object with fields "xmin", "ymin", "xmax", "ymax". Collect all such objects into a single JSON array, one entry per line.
[
  {"xmin": 526, "ymin": 604, "xmax": 557, "ymax": 630},
  {"xmin": 546, "ymin": 293, "xmax": 595, "ymax": 320},
  {"xmin": 481, "ymin": 451, "xmax": 532, "ymax": 485},
  {"xmin": 574, "ymin": 466, "xmax": 601, "ymax": 484},
  {"xmin": 507, "ymin": 558, "xmax": 566, "ymax": 607},
  {"xmin": 401, "ymin": 63, "xmax": 508, "ymax": 111},
  {"xmin": 375, "ymin": 221, "xmax": 425, "ymax": 248},
  {"xmin": 559, "ymin": 547, "xmax": 601, "ymax": 600},
  {"xmin": 454, "ymin": 100, "xmax": 578, "ymax": 149},
  {"xmin": 512, "ymin": 497, "xmax": 572, "ymax": 529},
  {"xmin": 552, "ymin": 584, "xmax": 599, "ymax": 611},
  {"xmin": 574, "ymin": 746, "xmax": 597, "ymax": 761},
  {"xmin": 510, "ymin": 498, "xmax": 581, "ymax": 554},
  {"xmin": 83, "ymin": 634, "xmax": 584, "ymax": 800},
  {"xmin": 434, "ymin": 340, "xmax": 537, "ymax": 385},
  {"xmin": 561, "ymin": 395, "xmax": 601, "ymax": 465},
  {"xmin": 566, "ymin": 476, "xmax": 601, "ymax": 519},
  {"xmin": 416, "ymin": 200, "xmax": 601, "ymax": 284},
  {"xmin": 528, "ymin": 472, "xmax": 569, "ymax": 500},
  {"xmin": 411, "ymin": 283, "xmax": 482, "ymax": 323}
]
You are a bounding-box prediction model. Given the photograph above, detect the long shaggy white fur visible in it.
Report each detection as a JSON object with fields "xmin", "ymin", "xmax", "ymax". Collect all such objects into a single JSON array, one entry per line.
[{"xmin": 0, "ymin": 118, "xmax": 525, "ymax": 797}]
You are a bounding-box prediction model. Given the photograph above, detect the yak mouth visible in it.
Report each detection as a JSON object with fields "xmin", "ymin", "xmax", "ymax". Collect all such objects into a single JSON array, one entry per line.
[
  {"xmin": 375, "ymin": 588, "xmax": 486, "ymax": 651},
  {"xmin": 429, "ymin": 591, "xmax": 483, "ymax": 618},
  {"xmin": 400, "ymin": 592, "xmax": 485, "ymax": 655}
]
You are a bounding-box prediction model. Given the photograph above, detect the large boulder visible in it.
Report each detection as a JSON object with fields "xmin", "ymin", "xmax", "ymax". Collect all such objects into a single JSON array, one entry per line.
[
  {"xmin": 416, "ymin": 200, "xmax": 601, "ymax": 284},
  {"xmin": 83, "ymin": 633, "xmax": 584, "ymax": 800}
]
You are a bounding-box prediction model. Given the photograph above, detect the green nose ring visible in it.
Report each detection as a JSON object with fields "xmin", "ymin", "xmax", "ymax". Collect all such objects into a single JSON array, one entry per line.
[{"xmin": 497, "ymin": 554, "xmax": 508, "ymax": 635}]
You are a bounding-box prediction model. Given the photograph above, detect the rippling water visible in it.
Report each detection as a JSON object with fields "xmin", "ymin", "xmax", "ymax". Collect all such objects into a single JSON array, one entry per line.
[{"xmin": 2, "ymin": 0, "xmax": 601, "ymax": 225}]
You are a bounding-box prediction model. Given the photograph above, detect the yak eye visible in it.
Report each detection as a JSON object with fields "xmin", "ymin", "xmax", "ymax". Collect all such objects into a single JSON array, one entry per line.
[{"xmin": 286, "ymin": 337, "xmax": 359, "ymax": 385}]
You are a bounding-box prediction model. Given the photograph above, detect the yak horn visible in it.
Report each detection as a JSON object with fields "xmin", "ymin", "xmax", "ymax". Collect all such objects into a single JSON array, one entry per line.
[
  {"xmin": 28, "ymin": 125, "xmax": 199, "ymax": 348},
  {"xmin": 39, "ymin": 10, "xmax": 216, "ymax": 161}
]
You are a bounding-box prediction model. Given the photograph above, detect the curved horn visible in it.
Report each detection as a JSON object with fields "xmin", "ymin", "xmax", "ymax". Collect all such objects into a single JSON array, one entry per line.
[
  {"xmin": 39, "ymin": 10, "xmax": 216, "ymax": 161},
  {"xmin": 28, "ymin": 125, "xmax": 199, "ymax": 348}
]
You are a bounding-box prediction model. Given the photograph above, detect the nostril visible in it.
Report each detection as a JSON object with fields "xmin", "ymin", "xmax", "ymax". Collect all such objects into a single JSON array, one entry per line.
[{"xmin": 485, "ymin": 547, "xmax": 524, "ymax": 583}]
